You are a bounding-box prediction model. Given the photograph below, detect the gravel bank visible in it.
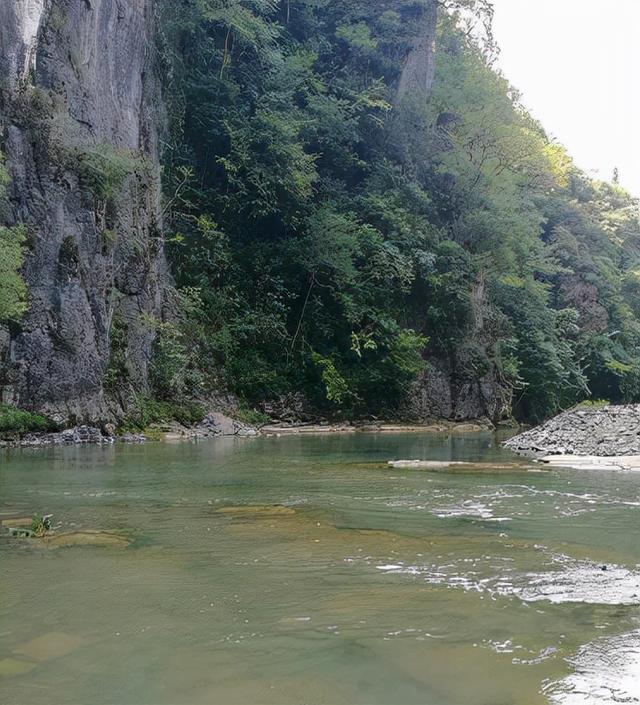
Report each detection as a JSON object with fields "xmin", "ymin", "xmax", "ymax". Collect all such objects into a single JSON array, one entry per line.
[{"xmin": 505, "ymin": 404, "xmax": 640, "ymax": 457}]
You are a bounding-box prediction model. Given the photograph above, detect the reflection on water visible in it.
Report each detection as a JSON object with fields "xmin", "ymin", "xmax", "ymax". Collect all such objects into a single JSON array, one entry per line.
[{"xmin": 1, "ymin": 432, "xmax": 639, "ymax": 704}]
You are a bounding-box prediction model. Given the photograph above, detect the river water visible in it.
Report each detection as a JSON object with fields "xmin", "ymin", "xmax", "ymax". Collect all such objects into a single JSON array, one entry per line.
[{"xmin": 1, "ymin": 432, "xmax": 639, "ymax": 704}]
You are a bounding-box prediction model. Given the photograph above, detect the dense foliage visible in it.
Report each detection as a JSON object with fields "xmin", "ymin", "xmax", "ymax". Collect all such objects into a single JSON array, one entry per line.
[
  {"xmin": 156, "ymin": 0, "xmax": 640, "ymax": 422},
  {"xmin": 0, "ymin": 152, "xmax": 27, "ymax": 323},
  {"xmin": 0, "ymin": 404, "xmax": 59, "ymax": 436}
]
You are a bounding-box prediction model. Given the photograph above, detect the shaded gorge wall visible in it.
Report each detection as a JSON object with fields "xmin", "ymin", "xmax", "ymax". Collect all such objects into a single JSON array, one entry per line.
[{"xmin": 0, "ymin": 0, "xmax": 166, "ymax": 423}]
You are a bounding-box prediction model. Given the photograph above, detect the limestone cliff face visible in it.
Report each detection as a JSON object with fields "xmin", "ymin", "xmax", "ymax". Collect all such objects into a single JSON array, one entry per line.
[
  {"xmin": 393, "ymin": 1, "xmax": 510, "ymax": 424},
  {"xmin": 0, "ymin": 0, "xmax": 165, "ymax": 422},
  {"xmin": 401, "ymin": 275, "xmax": 513, "ymax": 424},
  {"xmin": 396, "ymin": 0, "xmax": 438, "ymax": 104}
]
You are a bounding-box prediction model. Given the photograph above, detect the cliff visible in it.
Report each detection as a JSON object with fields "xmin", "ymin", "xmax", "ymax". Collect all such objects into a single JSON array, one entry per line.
[
  {"xmin": 1, "ymin": 1, "xmax": 636, "ymax": 430},
  {"xmin": 396, "ymin": 0, "xmax": 438, "ymax": 103},
  {"xmin": 0, "ymin": 0, "xmax": 165, "ymax": 423}
]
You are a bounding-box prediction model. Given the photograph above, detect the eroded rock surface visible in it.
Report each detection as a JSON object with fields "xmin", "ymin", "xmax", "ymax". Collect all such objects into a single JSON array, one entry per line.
[{"xmin": 0, "ymin": 0, "xmax": 165, "ymax": 423}]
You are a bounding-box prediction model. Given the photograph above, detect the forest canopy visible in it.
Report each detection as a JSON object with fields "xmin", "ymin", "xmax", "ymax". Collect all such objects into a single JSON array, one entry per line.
[{"xmin": 154, "ymin": 0, "xmax": 640, "ymax": 423}]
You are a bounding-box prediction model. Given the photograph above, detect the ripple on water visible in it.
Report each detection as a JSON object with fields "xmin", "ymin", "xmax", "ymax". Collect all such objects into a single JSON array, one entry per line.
[{"xmin": 544, "ymin": 630, "xmax": 640, "ymax": 704}]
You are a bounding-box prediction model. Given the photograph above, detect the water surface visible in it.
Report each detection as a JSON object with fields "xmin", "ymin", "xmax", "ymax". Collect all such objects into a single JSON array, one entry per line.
[{"xmin": 1, "ymin": 432, "xmax": 639, "ymax": 704}]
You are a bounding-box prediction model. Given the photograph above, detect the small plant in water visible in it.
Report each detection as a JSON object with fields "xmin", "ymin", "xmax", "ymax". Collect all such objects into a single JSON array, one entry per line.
[{"xmin": 31, "ymin": 514, "xmax": 52, "ymax": 537}]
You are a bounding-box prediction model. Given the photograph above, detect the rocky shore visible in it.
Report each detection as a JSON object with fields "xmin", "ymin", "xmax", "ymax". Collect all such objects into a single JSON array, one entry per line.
[
  {"xmin": 0, "ymin": 412, "xmax": 258, "ymax": 449},
  {"xmin": 0, "ymin": 425, "xmax": 144, "ymax": 449},
  {"xmin": 1, "ymin": 414, "xmax": 494, "ymax": 448},
  {"xmin": 260, "ymin": 421, "xmax": 490, "ymax": 436},
  {"xmin": 504, "ymin": 404, "xmax": 640, "ymax": 457}
]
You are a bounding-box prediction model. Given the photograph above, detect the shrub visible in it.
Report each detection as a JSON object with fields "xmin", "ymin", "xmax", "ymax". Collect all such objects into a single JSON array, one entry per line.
[
  {"xmin": 0, "ymin": 405, "xmax": 60, "ymax": 436},
  {"xmin": 235, "ymin": 404, "xmax": 270, "ymax": 427},
  {"xmin": 31, "ymin": 515, "xmax": 52, "ymax": 537},
  {"xmin": 0, "ymin": 225, "xmax": 28, "ymax": 321},
  {"xmin": 0, "ymin": 151, "xmax": 27, "ymax": 322},
  {"xmin": 119, "ymin": 397, "xmax": 206, "ymax": 432},
  {"xmin": 75, "ymin": 144, "xmax": 142, "ymax": 201}
]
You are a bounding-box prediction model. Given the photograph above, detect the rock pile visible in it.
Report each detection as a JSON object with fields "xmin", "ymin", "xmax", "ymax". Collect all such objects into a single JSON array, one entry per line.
[
  {"xmin": 19, "ymin": 426, "xmax": 112, "ymax": 447},
  {"xmin": 504, "ymin": 405, "xmax": 640, "ymax": 457},
  {"xmin": 195, "ymin": 412, "xmax": 258, "ymax": 438}
]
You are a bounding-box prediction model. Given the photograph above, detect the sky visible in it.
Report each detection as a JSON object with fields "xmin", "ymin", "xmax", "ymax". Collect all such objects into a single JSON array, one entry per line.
[{"xmin": 490, "ymin": 0, "xmax": 640, "ymax": 196}]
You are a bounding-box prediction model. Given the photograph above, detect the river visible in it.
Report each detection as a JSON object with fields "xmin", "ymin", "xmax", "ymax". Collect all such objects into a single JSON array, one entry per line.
[{"xmin": 1, "ymin": 432, "xmax": 639, "ymax": 704}]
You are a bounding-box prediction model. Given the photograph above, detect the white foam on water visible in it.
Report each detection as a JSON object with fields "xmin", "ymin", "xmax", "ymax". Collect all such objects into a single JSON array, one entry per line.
[
  {"xmin": 544, "ymin": 630, "xmax": 640, "ymax": 704},
  {"xmin": 433, "ymin": 500, "xmax": 498, "ymax": 520},
  {"xmin": 422, "ymin": 483, "xmax": 638, "ymax": 522},
  {"xmin": 513, "ymin": 557, "xmax": 640, "ymax": 606},
  {"xmin": 369, "ymin": 553, "xmax": 640, "ymax": 608}
]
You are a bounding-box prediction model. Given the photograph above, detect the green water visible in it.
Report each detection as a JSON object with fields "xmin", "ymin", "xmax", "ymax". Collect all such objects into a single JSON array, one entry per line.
[{"xmin": 1, "ymin": 432, "xmax": 639, "ymax": 705}]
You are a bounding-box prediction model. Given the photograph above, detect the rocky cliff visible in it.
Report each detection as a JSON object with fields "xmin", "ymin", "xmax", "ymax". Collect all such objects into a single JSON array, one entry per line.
[
  {"xmin": 0, "ymin": 0, "xmax": 165, "ymax": 423},
  {"xmin": 400, "ymin": 271, "xmax": 512, "ymax": 424},
  {"xmin": 396, "ymin": 0, "xmax": 438, "ymax": 103}
]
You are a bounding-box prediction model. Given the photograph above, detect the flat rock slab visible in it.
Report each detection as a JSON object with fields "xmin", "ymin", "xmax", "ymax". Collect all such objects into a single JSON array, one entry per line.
[
  {"xmin": 388, "ymin": 460, "xmax": 527, "ymax": 472},
  {"xmin": 13, "ymin": 632, "xmax": 84, "ymax": 662},
  {"xmin": 541, "ymin": 455, "xmax": 640, "ymax": 472},
  {"xmin": 43, "ymin": 531, "xmax": 130, "ymax": 549}
]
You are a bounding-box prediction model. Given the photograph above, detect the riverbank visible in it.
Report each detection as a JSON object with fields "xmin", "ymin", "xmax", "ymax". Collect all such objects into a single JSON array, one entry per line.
[
  {"xmin": 0, "ymin": 412, "xmax": 258, "ymax": 449},
  {"xmin": 259, "ymin": 421, "xmax": 491, "ymax": 436},
  {"xmin": 1, "ymin": 415, "xmax": 495, "ymax": 448}
]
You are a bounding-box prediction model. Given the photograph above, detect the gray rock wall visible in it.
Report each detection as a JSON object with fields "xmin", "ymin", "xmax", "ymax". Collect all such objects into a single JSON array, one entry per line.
[
  {"xmin": 0, "ymin": 0, "xmax": 165, "ymax": 422},
  {"xmin": 400, "ymin": 356, "xmax": 510, "ymax": 423},
  {"xmin": 396, "ymin": 0, "xmax": 438, "ymax": 103}
]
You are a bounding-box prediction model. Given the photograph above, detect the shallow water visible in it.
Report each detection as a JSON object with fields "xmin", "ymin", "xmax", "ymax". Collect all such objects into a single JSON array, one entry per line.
[{"xmin": 1, "ymin": 432, "xmax": 639, "ymax": 705}]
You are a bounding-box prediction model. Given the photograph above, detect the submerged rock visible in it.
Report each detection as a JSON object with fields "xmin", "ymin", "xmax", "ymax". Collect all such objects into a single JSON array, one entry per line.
[
  {"xmin": 12, "ymin": 632, "xmax": 84, "ymax": 662},
  {"xmin": 0, "ymin": 657, "xmax": 37, "ymax": 677},
  {"xmin": 43, "ymin": 531, "xmax": 130, "ymax": 549}
]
